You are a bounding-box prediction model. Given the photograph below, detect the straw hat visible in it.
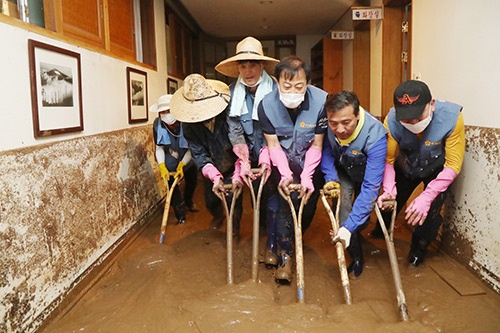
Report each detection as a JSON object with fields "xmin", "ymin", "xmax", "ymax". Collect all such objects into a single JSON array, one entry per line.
[
  {"xmin": 149, "ymin": 94, "xmax": 172, "ymax": 113},
  {"xmin": 170, "ymin": 74, "xmax": 230, "ymax": 123},
  {"xmin": 215, "ymin": 36, "xmax": 279, "ymax": 78}
]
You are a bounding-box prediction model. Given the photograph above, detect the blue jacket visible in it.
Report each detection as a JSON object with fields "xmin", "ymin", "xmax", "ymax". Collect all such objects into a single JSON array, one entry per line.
[{"xmin": 321, "ymin": 109, "xmax": 387, "ymax": 232}]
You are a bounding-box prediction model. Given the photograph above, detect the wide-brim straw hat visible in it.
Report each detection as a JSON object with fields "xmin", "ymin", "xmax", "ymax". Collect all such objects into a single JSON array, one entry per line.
[
  {"xmin": 215, "ymin": 36, "xmax": 279, "ymax": 78},
  {"xmin": 170, "ymin": 74, "xmax": 230, "ymax": 123}
]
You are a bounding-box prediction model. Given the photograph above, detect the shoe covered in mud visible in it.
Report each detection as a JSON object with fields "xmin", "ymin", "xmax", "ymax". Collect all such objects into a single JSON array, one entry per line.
[
  {"xmin": 347, "ymin": 257, "xmax": 364, "ymax": 277},
  {"xmin": 275, "ymin": 252, "xmax": 293, "ymax": 284},
  {"xmin": 264, "ymin": 250, "xmax": 278, "ymax": 268}
]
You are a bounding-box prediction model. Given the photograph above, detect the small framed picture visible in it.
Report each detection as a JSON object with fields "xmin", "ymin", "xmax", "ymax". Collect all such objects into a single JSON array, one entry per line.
[
  {"xmin": 126, "ymin": 67, "xmax": 148, "ymax": 123},
  {"xmin": 167, "ymin": 78, "xmax": 178, "ymax": 94},
  {"xmin": 28, "ymin": 39, "xmax": 84, "ymax": 137}
]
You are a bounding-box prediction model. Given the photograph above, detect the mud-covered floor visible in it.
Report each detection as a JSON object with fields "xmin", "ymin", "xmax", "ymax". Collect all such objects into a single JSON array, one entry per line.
[{"xmin": 41, "ymin": 183, "xmax": 500, "ymax": 333}]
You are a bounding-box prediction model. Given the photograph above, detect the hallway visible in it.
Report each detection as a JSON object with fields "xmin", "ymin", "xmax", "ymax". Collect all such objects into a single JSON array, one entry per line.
[{"xmin": 40, "ymin": 187, "xmax": 500, "ymax": 332}]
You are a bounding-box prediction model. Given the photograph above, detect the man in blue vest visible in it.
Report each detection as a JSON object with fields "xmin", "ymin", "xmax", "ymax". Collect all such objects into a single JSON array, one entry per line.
[
  {"xmin": 170, "ymin": 74, "xmax": 243, "ymax": 235},
  {"xmin": 150, "ymin": 94, "xmax": 198, "ymax": 225},
  {"xmin": 375, "ymin": 80, "xmax": 465, "ymax": 266},
  {"xmin": 321, "ymin": 91, "xmax": 387, "ymax": 277},
  {"xmin": 215, "ymin": 36, "xmax": 281, "ymax": 262},
  {"xmin": 258, "ymin": 55, "xmax": 328, "ymax": 283}
]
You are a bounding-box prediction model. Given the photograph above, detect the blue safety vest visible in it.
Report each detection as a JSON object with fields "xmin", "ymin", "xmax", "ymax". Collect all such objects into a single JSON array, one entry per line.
[
  {"xmin": 153, "ymin": 117, "xmax": 189, "ymax": 171},
  {"xmin": 386, "ymin": 100, "xmax": 462, "ymax": 178},
  {"xmin": 261, "ymin": 85, "xmax": 327, "ymax": 171},
  {"xmin": 326, "ymin": 110, "xmax": 387, "ymax": 183}
]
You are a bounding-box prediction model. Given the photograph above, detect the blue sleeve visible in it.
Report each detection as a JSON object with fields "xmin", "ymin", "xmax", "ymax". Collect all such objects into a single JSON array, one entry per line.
[
  {"xmin": 320, "ymin": 138, "xmax": 339, "ymax": 183},
  {"xmin": 342, "ymin": 135, "xmax": 387, "ymax": 232}
]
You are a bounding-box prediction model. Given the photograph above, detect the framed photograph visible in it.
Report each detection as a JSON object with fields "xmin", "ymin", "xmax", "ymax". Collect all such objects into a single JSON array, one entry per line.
[
  {"xmin": 126, "ymin": 67, "xmax": 148, "ymax": 123},
  {"xmin": 167, "ymin": 78, "xmax": 178, "ymax": 94},
  {"xmin": 28, "ymin": 39, "xmax": 83, "ymax": 137}
]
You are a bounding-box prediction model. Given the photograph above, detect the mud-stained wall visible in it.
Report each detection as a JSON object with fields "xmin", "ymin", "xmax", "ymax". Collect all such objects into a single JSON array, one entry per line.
[
  {"xmin": 0, "ymin": 126, "xmax": 163, "ymax": 332},
  {"xmin": 442, "ymin": 126, "xmax": 500, "ymax": 292}
]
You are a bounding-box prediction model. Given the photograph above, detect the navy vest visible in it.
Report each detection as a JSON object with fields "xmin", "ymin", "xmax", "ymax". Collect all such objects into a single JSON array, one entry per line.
[
  {"xmin": 153, "ymin": 117, "xmax": 189, "ymax": 171},
  {"xmin": 327, "ymin": 109, "xmax": 387, "ymax": 183},
  {"xmin": 387, "ymin": 100, "xmax": 462, "ymax": 178},
  {"xmin": 262, "ymin": 85, "xmax": 327, "ymax": 171}
]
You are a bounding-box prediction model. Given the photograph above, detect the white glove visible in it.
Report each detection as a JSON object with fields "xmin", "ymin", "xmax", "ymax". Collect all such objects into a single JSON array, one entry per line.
[{"xmin": 332, "ymin": 226, "xmax": 352, "ymax": 248}]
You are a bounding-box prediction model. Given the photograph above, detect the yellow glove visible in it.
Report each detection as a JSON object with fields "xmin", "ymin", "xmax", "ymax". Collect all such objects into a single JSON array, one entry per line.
[
  {"xmin": 175, "ymin": 161, "xmax": 185, "ymax": 179},
  {"xmin": 323, "ymin": 181, "xmax": 340, "ymax": 198},
  {"xmin": 159, "ymin": 163, "xmax": 170, "ymax": 183}
]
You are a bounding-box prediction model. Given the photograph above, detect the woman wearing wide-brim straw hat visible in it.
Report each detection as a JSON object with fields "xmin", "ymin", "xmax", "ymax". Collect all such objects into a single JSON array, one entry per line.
[
  {"xmin": 174, "ymin": 73, "xmax": 243, "ymax": 238},
  {"xmin": 215, "ymin": 36, "xmax": 282, "ymax": 271}
]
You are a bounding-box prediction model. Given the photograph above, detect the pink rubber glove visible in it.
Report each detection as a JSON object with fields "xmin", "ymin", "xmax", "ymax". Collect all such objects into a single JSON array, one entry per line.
[
  {"xmin": 269, "ymin": 146, "xmax": 293, "ymax": 182},
  {"xmin": 232, "ymin": 159, "xmax": 244, "ymax": 191},
  {"xmin": 233, "ymin": 143, "xmax": 254, "ymax": 183},
  {"xmin": 405, "ymin": 167, "xmax": 458, "ymax": 226},
  {"xmin": 299, "ymin": 146, "xmax": 322, "ymax": 201},
  {"xmin": 377, "ymin": 163, "xmax": 398, "ymax": 209},
  {"xmin": 202, "ymin": 164, "xmax": 224, "ymax": 193},
  {"xmin": 258, "ymin": 146, "xmax": 271, "ymax": 183}
]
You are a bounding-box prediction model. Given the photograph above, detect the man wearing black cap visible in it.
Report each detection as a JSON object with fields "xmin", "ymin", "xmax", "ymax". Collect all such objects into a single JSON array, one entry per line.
[{"xmin": 375, "ymin": 80, "xmax": 465, "ymax": 266}]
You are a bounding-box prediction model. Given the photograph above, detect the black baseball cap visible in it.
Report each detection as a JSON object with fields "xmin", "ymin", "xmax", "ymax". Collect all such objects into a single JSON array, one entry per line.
[{"xmin": 393, "ymin": 80, "xmax": 432, "ymax": 121}]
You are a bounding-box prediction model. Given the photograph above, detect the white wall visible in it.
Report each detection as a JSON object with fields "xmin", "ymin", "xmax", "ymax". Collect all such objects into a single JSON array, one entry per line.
[
  {"xmin": 0, "ymin": 0, "xmax": 168, "ymax": 152},
  {"xmin": 412, "ymin": 0, "xmax": 500, "ymax": 128}
]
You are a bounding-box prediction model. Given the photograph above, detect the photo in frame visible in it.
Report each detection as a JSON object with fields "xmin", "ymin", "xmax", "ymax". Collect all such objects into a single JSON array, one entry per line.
[
  {"xmin": 167, "ymin": 78, "xmax": 178, "ymax": 94},
  {"xmin": 28, "ymin": 39, "xmax": 83, "ymax": 137},
  {"xmin": 126, "ymin": 67, "xmax": 148, "ymax": 123}
]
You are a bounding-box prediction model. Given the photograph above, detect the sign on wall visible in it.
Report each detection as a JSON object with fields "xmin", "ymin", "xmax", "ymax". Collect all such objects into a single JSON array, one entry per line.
[
  {"xmin": 352, "ymin": 7, "xmax": 383, "ymax": 20},
  {"xmin": 331, "ymin": 31, "xmax": 354, "ymax": 40}
]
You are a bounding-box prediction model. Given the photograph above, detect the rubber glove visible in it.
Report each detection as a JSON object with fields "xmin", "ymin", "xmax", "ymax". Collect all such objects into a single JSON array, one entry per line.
[
  {"xmin": 232, "ymin": 159, "xmax": 244, "ymax": 192},
  {"xmin": 158, "ymin": 162, "xmax": 170, "ymax": 183},
  {"xmin": 269, "ymin": 146, "xmax": 293, "ymax": 193},
  {"xmin": 257, "ymin": 146, "xmax": 271, "ymax": 183},
  {"xmin": 331, "ymin": 226, "xmax": 351, "ymax": 248},
  {"xmin": 405, "ymin": 167, "xmax": 458, "ymax": 226},
  {"xmin": 323, "ymin": 181, "xmax": 340, "ymax": 198},
  {"xmin": 299, "ymin": 146, "xmax": 322, "ymax": 202},
  {"xmin": 377, "ymin": 163, "xmax": 397, "ymax": 209},
  {"xmin": 174, "ymin": 161, "xmax": 185, "ymax": 179},
  {"xmin": 202, "ymin": 164, "xmax": 225, "ymax": 195},
  {"xmin": 233, "ymin": 143, "xmax": 254, "ymax": 183}
]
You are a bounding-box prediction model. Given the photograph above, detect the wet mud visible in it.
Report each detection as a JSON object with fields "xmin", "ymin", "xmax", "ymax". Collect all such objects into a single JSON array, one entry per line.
[{"xmin": 41, "ymin": 185, "xmax": 500, "ymax": 333}]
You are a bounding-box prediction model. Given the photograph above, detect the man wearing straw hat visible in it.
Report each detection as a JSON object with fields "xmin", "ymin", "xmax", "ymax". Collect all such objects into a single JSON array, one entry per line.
[
  {"xmin": 150, "ymin": 94, "xmax": 199, "ymax": 225},
  {"xmin": 170, "ymin": 74, "xmax": 243, "ymax": 236},
  {"xmin": 215, "ymin": 36, "xmax": 281, "ymax": 266},
  {"xmin": 258, "ymin": 55, "xmax": 328, "ymax": 283}
]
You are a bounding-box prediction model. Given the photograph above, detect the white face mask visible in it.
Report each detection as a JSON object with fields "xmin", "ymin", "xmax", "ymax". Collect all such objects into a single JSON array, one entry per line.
[
  {"xmin": 161, "ymin": 112, "xmax": 176, "ymax": 125},
  {"xmin": 279, "ymin": 92, "xmax": 305, "ymax": 109},
  {"xmin": 241, "ymin": 75, "xmax": 263, "ymax": 88},
  {"xmin": 400, "ymin": 108, "xmax": 432, "ymax": 134}
]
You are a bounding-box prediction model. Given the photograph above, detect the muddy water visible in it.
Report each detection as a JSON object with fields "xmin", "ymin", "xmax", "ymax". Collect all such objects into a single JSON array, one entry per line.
[{"xmin": 41, "ymin": 189, "xmax": 500, "ymax": 333}]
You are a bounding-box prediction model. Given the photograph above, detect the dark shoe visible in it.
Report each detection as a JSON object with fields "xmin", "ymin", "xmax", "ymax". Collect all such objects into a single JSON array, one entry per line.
[
  {"xmin": 409, "ymin": 238, "xmax": 429, "ymax": 267},
  {"xmin": 209, "ymin": 215, "xmax": 224, "ymax": 230},
  {"xmin": 370, "ymin": 225, "xmax": 384, "ymax": 239},
  {"xmin": 264, "ymin": 250, "xmax": 278, "ymax": 268},
  {"xmin": 347, "ymin": 257, "xmax": 364, "ymax": 277},
  {"xmin": 177, "ymin": 217, "xmax": 186, "ymax": 225},
  {"xmin": 275, "ymin": 252, "xmax": 293, "ymax": 284},
  {"xmin": 408, "ymin": 249, "xmax": 426, "ymax": 267},
  {"xmin": 186, "ymin": 203, "xmax": 199, "ymax": 212}
]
